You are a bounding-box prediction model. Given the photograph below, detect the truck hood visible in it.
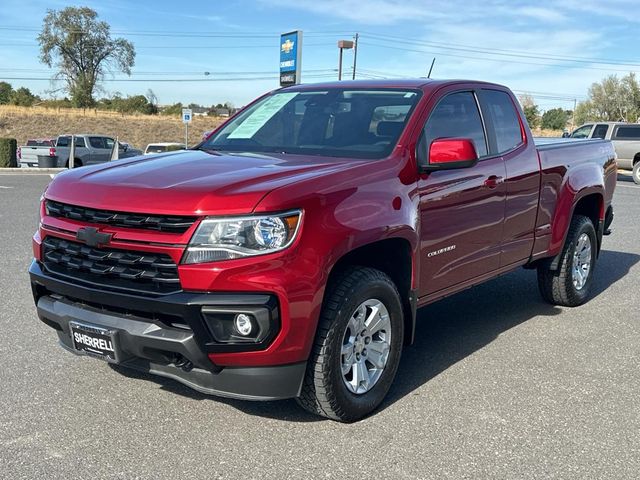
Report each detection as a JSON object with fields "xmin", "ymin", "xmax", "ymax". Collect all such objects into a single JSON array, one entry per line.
[{"xmin": 45, "ymin": 150, "xmax": 364, "ymax": 215}]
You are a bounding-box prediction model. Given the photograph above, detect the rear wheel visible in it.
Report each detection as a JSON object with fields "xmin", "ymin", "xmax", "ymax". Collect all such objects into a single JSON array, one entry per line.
[
  {"xmin": 297, "ymin": 267, "xmax": 404, "ymax": 422},
  {"xmin": 632, "ymin": 161, "xmax": 640, "ymax": 185},
  {"xmin": 537, "ymin": 215, "xmax": 597, "ymax": 306}
]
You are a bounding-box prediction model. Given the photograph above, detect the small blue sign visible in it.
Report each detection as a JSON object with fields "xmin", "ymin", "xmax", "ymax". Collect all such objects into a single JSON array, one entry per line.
[
  {"xmin": 280, "ymin": 30, "xmax": 302, "ymax": 86},
  {"xmin": 182, "ymin": 108, "xmax": 192, "ymax": 124}
]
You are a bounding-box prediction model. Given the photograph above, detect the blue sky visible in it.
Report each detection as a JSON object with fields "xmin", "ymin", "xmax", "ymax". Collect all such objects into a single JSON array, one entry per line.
[{"xmin": 1, "ymin": 0, "xmax": 639, "ymax": 109}]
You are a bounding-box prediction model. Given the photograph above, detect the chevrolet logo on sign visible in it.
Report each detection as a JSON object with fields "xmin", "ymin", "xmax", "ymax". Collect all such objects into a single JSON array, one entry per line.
[
  {"xmin": 76, "ymin": 227, "xmax": 113, "ymax": 248},
  {"xmin": 281, "ymin": 39, "xmax": 294, "ymax": 54}
]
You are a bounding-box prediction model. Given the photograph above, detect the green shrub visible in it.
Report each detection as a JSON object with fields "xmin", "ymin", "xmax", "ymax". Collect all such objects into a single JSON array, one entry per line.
[{"xmin": 0, "ymin": 138, "xmax": 17, "ymax": 167}]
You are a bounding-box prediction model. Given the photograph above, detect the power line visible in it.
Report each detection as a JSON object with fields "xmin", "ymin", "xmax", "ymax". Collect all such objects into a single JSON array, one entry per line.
[
  {"xmin": 359, "ymin": 32, "xmax": 640, "ymax": 68},
  {"xmin": 0, "ymin": 68, "xmax": 337, "ymax": 76},
  {"xmin": 0, "ymin": 26, "xmax": 351, "ymax": 38},
  {"xmin": 0, "ymin": 42, "xmax": 335, "ymax": 50},
  {"xmin": 359, "ymin": 41, "xmax": 640, "ymax": 73},
  {"xmin": 0, "ymin": 73, "xmax": 340, "ymax": 82}
]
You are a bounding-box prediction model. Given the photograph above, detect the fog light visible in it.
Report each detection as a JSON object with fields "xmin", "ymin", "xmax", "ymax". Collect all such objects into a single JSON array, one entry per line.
[{"xmin": 234, "ymin": 313, "xmax": 253, "ymax": 336}]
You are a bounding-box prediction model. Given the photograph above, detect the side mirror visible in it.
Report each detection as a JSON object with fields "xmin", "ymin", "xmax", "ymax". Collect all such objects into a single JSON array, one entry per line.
[{"xmin": 420, "ymin": 138, "xmax": 479, "ymax": 172}]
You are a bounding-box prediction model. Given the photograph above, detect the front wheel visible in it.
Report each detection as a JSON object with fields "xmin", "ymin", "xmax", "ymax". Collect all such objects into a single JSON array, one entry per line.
[
  {"xmin": 297, "ymin": 267, "xmax": 404, "ymax": 422},
  {"xmin": 537, "ymin": 215, "xmax": 597, "ymax": 307},
  {"xmin": 632, "ymin": 161, "xmax": 640, "ymax": 185}
]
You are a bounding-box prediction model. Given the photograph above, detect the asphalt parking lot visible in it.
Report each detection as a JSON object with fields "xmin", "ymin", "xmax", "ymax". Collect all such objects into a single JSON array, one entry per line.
[{"xmin": 1, "ymin": 172, "xmax": 638, "ymax": 479}]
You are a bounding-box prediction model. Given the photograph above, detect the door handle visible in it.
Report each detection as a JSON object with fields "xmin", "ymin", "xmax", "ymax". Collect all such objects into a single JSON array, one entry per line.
[{"xmin": 484, "ymin": 175, "xmax": 504, "ymax": 189}]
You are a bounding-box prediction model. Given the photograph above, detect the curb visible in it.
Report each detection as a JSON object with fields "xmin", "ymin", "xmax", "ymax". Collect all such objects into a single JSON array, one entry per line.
[{"xmin": 0, "ymin": 168, "xmax": 66, "ymax": 174}]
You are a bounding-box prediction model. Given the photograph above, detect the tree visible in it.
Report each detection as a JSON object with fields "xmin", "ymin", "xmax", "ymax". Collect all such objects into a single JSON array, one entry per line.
[
  {"xmin": 574, "ymin": 100, "xmax": 597, "ymax": 125},
  {"xmin": 541, "ymin": 108, "xmax": 569, "ymax": 130},
  {"xmin": 160, "ymin": 102, "xmax": 183, "ymax": 116},
  {"xmin": 38, "ymin": 7, "xmax": 135, "ymax": 108},
  {"xmin": 0, "ymin": 82, "xmax": 12, "ymax": 105},
  {"xmin": 145, "ymin": 89, "xmax": 158, "ymax": 113},
  {"xmin": 518, "ymin": 94, "xmax": 540, "ymax": 129},
  {"xmin": 9, "ymin": 87, "xmax": 39, "ymax": 106},
  {"xmin": 581, "ymin": 73, "xmax": 640, "ymax": 122},
  {"xmin": 120, "ymin": 95, "xmax": 156, "ymax": 114}
]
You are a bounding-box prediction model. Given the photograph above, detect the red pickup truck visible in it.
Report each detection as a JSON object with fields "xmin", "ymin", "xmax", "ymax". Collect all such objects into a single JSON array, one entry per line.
[{"xmin": 30, "ymin": 80, "xmax": 616, "ymax": 422}]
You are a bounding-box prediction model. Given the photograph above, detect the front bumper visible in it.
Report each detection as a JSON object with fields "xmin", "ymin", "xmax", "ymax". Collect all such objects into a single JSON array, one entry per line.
[{"xmin": 30, "ymin": 261, "xmax": 305, "ymax": 401}]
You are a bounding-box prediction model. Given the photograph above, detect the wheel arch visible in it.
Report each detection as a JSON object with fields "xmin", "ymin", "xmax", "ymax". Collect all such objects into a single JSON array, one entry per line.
[
  {"xmin": 325, "ymin": 237, "xmax": 417, "ymax": 345},
  {"xmin": 549, "ymin": 190, "xmax": 604, "ymax": 270}
]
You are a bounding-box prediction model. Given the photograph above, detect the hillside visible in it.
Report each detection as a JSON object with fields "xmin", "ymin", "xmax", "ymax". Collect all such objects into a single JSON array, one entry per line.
[{"xmin": 0, "ymin": 106, "xmax": 224, "ymax": 149}]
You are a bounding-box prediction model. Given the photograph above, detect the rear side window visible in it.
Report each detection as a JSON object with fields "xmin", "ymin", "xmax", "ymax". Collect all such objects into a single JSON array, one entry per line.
[
  {"xmin": 613, "ymin": 125, "xmax": 640, "ymax": 139},
  {"xmin": 592, "ymin": 124, "xmax": 609, "ymax": 139},
  {"xmin": 423, "ymin": 91, "xmax": 488, "ymax": 157},
  {"xmin": 480, "ymin": 90, "xmax": 523, "ymax": 154},
  {"xmin": 57, "ymin": 136, "xmax": 69, "ymax": 147},
  {"xmin": 89, "ymin": 137, "xmax": 105, "ymax": 149}
]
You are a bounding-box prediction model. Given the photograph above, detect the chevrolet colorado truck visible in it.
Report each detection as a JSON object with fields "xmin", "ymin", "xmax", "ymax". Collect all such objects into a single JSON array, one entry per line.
[{"xmin": 30, "ymin": 80, "xmax": 616, "ymax": 422}]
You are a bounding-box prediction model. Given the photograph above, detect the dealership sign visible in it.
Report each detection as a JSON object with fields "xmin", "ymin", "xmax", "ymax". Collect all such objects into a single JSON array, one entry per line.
[{"xmin": 280, "ymin": 30, "xmax": 302, "ymax": 86}]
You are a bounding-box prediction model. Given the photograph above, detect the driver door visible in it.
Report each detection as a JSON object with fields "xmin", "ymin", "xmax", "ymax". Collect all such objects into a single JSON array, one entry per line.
[{"xmin": 418, "ymin": 90, "xmax": 506, "ymax": 297}]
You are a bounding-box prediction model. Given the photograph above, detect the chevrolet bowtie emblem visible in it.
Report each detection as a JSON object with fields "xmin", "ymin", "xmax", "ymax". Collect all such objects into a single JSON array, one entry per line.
[
  {"xmin": 281, "ymin": 39, "xmax": 294, "ymax": 54},
  {"xmin": 76, "ymin": 227, "xmax": 113, "ymax": 247}
]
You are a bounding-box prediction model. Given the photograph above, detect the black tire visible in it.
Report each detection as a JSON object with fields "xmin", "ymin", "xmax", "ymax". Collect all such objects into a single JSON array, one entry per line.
[
  {"xmin": 297, "ymin": 267, "xmax": 404, "ymax": 422},
  {"xmin": 65, "ymin": 158, "xmax": 83, "ymax": 168},
  {"xmin": 537, "ymin": 215, "xmax": 597, "ymax": 307},
  {"xmin": 632, "ymin": 161, "xmax": 640, "ymax": 185}
]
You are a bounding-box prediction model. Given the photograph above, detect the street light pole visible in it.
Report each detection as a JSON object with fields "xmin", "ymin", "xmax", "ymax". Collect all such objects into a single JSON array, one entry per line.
[
  {"xmin": 337, "ymin": 39, "xmax": 354, "ymax": 81},
  {"xmin": 352, "ymin": 33, "xmax": 359, "ymax": 80}
]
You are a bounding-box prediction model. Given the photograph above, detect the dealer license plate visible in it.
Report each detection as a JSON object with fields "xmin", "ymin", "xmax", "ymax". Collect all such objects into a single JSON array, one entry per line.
[{"xmin": 70, "ymin": 322, "xmax": 117, "ymax": 361}]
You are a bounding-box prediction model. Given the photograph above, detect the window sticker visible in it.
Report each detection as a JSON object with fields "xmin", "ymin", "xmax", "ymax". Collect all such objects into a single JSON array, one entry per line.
[{"xmin": 228, "ymin": 93, "xmax": 298, "ymax": 139}]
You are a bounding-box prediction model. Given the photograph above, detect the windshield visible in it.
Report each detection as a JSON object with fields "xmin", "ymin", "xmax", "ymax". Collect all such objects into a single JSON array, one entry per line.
[{"xmin": 201, "ymin": 88, "xmax": 421, "ymax": 159}]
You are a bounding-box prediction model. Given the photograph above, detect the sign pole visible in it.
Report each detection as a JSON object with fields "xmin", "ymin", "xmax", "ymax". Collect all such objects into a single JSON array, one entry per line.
[{"xmin": 182, "ymin": 108, "xmax": 193, "ymax": 148}]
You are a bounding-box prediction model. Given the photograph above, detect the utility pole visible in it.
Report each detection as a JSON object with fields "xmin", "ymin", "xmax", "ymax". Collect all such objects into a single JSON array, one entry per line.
[
  {"xmin": 352, "ymin": 33, "xmax": 359, "ymax": 80},
  {"xmin": 572, "ymin": 98, "xmax": 577, "ymax": 129}
]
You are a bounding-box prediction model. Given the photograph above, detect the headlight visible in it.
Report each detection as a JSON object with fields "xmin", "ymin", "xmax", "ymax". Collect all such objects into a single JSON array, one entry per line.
[{"xmin": 182, "ymin": 210, "xmax": 302, "ymax": 264}]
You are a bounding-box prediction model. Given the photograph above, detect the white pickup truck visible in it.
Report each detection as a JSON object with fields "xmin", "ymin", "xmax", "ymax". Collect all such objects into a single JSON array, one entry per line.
[
  {"xmin": 19, "ymin": 134, "xmax": 142, "ymax": 168},
  {"xmin": 569, "ymin": 122, "xmax": 640, "ymax": 183}
]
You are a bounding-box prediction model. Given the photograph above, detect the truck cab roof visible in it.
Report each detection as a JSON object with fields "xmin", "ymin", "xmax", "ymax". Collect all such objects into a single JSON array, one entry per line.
[{"xmin": 280, "ymin": 78, "xmax": 509, "ymax": 92}]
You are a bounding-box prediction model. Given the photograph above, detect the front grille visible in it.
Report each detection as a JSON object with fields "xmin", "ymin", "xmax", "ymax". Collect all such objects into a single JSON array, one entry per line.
[
  {"xmin": 42, "ymin": 236, "xmax": 181, "ymax": 295},
  {"xmin": 46, "ymin": 200, "xmax": 197, "ymax": 233}
]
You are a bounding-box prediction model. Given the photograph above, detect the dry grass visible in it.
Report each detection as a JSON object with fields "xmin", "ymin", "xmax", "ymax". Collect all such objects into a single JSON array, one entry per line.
[
  {"xmin": 0, "ymin": 105, "xmax": 224, "ymax": 149},
  {"xmin": 531, "ymin": 127, "xmax": 565, "ymax": 137}
]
